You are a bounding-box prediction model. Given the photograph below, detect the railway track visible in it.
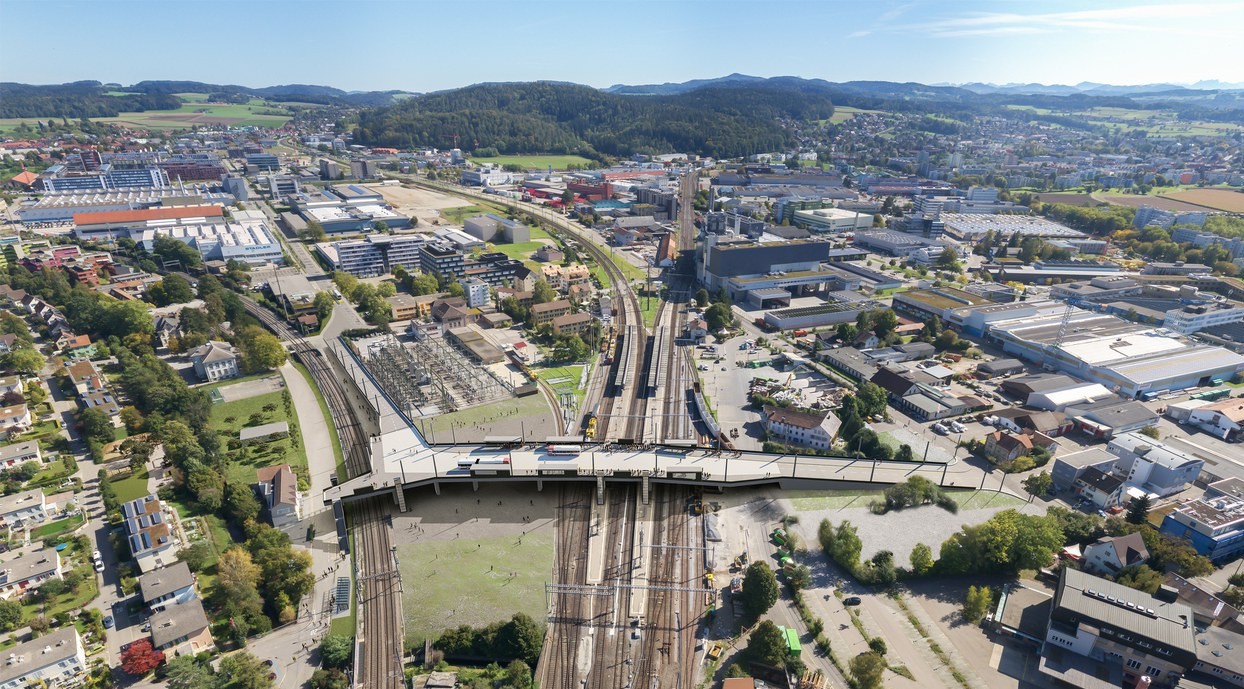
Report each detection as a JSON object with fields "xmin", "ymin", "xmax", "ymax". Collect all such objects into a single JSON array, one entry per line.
[
  {"xmin": 634, "ymin": 485, "xmax": 697, "ymax": 689},
  {"xmin": 539, "ymin": 485, "xmax": 593, "ymax": 689},
  {"xmin": 241, "ymin": 299, "xmax": 403, "ymax": 688},
  {"xmin": 587, "ymin": 485, "xmax": 637, "ymax": 689}
]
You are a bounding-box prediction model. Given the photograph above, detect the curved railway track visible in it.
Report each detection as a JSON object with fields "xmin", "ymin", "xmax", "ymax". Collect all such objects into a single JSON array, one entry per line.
[{"xmin": 242, "ymin": 299, "xmax": 404, "ymax": 689}]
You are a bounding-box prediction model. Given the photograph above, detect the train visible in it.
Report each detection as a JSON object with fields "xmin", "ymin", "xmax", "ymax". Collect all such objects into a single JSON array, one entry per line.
[
  {"xmin": 582, "ymin": 405, "xmax": 599, "ymax": 440},
  {"xmin": 545, "ymin": 444, "xmax": 583, "ymax": 456}
]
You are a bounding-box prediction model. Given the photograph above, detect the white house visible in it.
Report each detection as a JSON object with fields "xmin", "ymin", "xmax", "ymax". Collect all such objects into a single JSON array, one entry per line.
[
  {"xmin": 0, "ymin": 404, "xmax": 32, "ymax": 433},
  {"xmin": 0, "ymin": 628, "xmax": 86, "ymax": 689},
  {"xmin": 0, "ymin": 441, "xmax": 40, "ymax": 467},
  {"xmin": 1080, "ymin": 533, "xmax": 1149, "ymax": 576},
  {"xmin": 1186, "ymin": 398, "xmax": 1244, "ymax": 441},
  {"xmin": 256, "ymin": 464, "xmax": 302, "ymax": 528},
  {"xmin": 188, "ymin": 341, "xmax": 240, "ymax": 382},
  {"xmin": 762, "ymin": 405, "xmax": 842, "ymax": 451}
]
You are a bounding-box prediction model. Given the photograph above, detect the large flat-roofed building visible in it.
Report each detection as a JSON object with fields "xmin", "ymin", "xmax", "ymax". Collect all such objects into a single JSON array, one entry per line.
[
  {"xmin": 72, "ymin": 205, "xmax": 227, "ymax": 240},
  {"xmin": 15, "ymin": 186, "xmax": 233, "ymax": 223},
  {"xmin": 892, "ymin": 288, "xmax": 991, "ymax": 322},
  {"xmin": 985, "ymin": 309, "xmax": 1244, "ymax": 397},
  {"xmin": 1161, "ymin": 496, "xmax": 1244, "ymax": 563},
  {"xmin": 1039, "ymin": 568, "xmax": 1197, "ymax": 689},
  {"xmin": 985, "ymin": 260, "xmax": 1126, "ymax": 284},
  {"xmin": 420, "ymin": 242, "xmax": 466, "ymax": 279},
  {"xmin": 463, "ymin": 214, "xmax": 530, "ymax": 244},
  {"xmin": 1108, "ymin": 432, "xmax": 1205, "ymax": 497},
  {"xmin": 42, "ymin": 165, "xmax": 169, "ymax": 192},
  {"xmin": 792, "ymin": 207, "xmax": 872, "ymax": 233},
  {"xmin": 699, "ymin": 235, "xmax": 832, "ymax": 290},
  {"xmin": 135, "ymin": 219, "xmax": 283, "ymax": 265},
  {"xmin": 852, "ymin": 230, "xmax": 956, "ymax": 257},
  {"xmin": 941, "ymin": 213, "xmax": 1086, "ymax": 242},
  {"xmin": 327, "ymin": 235, "xmax": 426, "ymax": 277}
]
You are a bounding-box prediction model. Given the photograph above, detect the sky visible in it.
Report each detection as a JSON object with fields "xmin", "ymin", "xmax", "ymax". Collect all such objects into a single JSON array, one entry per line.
[{"xmin": 2, "ymin": 0, "xmax": 1243, "ymax": 91}]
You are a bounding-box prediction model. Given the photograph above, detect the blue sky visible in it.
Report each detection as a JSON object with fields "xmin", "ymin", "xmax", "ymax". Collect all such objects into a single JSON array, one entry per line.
[{"xmin": 2, "ymin": 0, "xmax": 1242, "ymax": 91}]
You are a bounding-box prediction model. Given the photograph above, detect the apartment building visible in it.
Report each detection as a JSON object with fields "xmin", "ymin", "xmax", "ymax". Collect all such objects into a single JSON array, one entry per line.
[
  {"xmin": 330, "ymin": 235, "xmax": 426, "ymax": 277},
  {"xmin": 531, "ymin": 300, "xmax": 572, "ymax": 325},
  {"xmin": 0, "ymin": 628, "xmax": 86, "ymax": 689},
  {"xmin": 0, "ymin": 549, "xmax": 61, "ymax": 599},
  {"xmin": 762, "ymin": 405, "xmax": 842, "ymax": 451}
]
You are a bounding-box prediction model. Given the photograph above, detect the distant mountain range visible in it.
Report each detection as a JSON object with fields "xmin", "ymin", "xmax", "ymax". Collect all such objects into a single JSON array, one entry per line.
[{"xmin": 954, "ymin": 80, "xmax": 1244, "ymax": 96}]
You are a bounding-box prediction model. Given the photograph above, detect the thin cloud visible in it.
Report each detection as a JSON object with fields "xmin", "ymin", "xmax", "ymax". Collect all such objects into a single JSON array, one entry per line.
[{"xmin": 880, "ymin": 2, "xmax": 1242, "ymax": 39}]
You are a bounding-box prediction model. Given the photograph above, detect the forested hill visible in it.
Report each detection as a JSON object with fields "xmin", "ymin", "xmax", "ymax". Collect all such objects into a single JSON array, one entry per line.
[
  {"xmin": 352, "ymin": 81, "xmax": 835, "ymax": 158},
  {"xmin": 0, "ymin": 82, "xmax": 181, "ymax": 119}
]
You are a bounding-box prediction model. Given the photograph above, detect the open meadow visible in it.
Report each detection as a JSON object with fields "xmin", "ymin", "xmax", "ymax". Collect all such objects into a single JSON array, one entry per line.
[
  {"xmin": 468, "ymin": 154, "xmax": 595, "ymax": 170},
  {"xmin": 1161, "ymin": 188, "xmax": 1244, "ymax": 213}
]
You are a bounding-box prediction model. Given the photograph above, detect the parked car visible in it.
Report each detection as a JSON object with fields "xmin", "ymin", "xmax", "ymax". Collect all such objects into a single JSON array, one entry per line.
[
  {"xmin": 931, "ymin": 423, "xmax": 949, "ymax": 435},
  {"xmin": 92, "ymin": 550, "xmax": 101, "ymax": 561},
  {"xmin": 949, "ymin": 421, "xmax": 966, "ymax": 433},
  {"xmin": 93, "ymin": 561, "xmax": 105, "ymax": 573},
  {"xmin": 844, "ymin": 596, "xmax": 862, "ymax": 606},
  {"xmin": 103, "ymin": 616, "xmax": 114, "ymax": 629}
]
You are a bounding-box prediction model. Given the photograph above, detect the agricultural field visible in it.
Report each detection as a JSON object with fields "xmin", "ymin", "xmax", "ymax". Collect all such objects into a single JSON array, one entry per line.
[
  {"xmin": 95, "ymin": 101, "xmax": 293, "ymax": 129},
  {"xmin": 1095, "ymin": 192, "xmax": 1225, "ymax": 212},
  {"xmin": 822, "ymin": 105, "xmax": 888, "ymax": 124},
  {"xmin": 468, "ymin": 154, "xmax": 595, "ymax": 170},
  {"xmin": 1030, "ymin": 192, "xmax": 1099, "ymax": 206},
  {"xmin": 1161, "ymin": 188, "xmax": 1244, "ymax": 213}
]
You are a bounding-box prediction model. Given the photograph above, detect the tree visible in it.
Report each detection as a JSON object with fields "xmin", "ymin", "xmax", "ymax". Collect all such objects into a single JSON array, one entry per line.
[
  {"xmin": 495, "ymin": 612, "xmax": 544, "ymax": 667},
  {"xmin": 410, "ymin": 273, "xmax": 439, "ymax": 296},
  {"xmin": 504, "ymin": 660, "xmax": 533, "ymax": 689},
  {"xmin": 120, "ymin": 638, "xmax": 164, "ymax": 676},
  {"xmin": 225, "ymin": 482, "xmax": 263, "ymax": 525},
  {"xmin": 1127, "ymin": 495, "xmax": 1152, "ymax": 525},
  {"xmin": 218, "ymin": 652, "xmax": 273, "ymax": 689},
  {"xmin": 79, "ymin": 407, "xmax": 115, "ymax": 445},
  {"xmin": 178, "ymin": 541, "xmax": 213, "ymax": 573},
  {"xmin": 740, "ymin": 562, "xmax": 780, "ymax": 619},
  {"xmin": 936, "ymin": 247, "xmax": 962, "ymax": 272},
  {"xmin": 217, "ymin": 547, "xmax": 263, "ymax": 616},
  {"xmin": 855, "ymin": 382, "xmax": 887, "ymax": 419},
  {"xmin": 963, "ymin": 585, "xmax": 993, "ymax": 623},
  {"xmin": 0, "ymin": 600, "xmax": 20, "ymax": 631},
  {"xmin": 158, "ymin": 275, "xmax": 196, "ymax": 305},
  {"xmin": 895, "ymin": 444, "xmax": 915, "ymax": 462},
  {"xmin": 909, "ymin": 543, "xmax": 935, "ymax": 576},
  {"xmin": 836, "ymin": 322, "xmax": 858, "ymax": 343},
  {"xmin": 164, "ymin": 655, "xmax": 216, "ymax": 689},
  {"xmin": 320, "ymin": 634, "xmax": 354, "ymax": 669},
  {"xmin": 1117, "ymin": 565, "xmax": 1164, "ymax": 594},
  {"xmin": 695, "ymin": 288, "xmax": 710, "ymax": 307},
  {"xmin": 532, "ymin": 279, "xmax": 557, "ymax": 305},
  {"xmin": 237, "ymin": 327, "xmax": 288, "ymax": 372},
  {"xmin": 1022, "ymin": 471, "xmax": 1053, "ymax": 500},
  {"xmin": 2, "ymin": 348, "xmax": 44, "ymax": 375},
  {"xmin": 310, "ymin": 669, "xmax": 350, "ymax": 689},
  {"xmin": 705, "ymin": 302, "xmax": 734, "ymax": 333},
  {"xmin": 849, "ymin": 652, "xmax": 887, "ymax": 689},
  {"xmin": 152, "ymin": 235, "xmax": 202, "ymax": 268},
  {"xmin": 871, "ymin": 309, "xmax": 898, "ymax": 339},
  {"xmin": 745, "ymin": 620, "xmax": 788, "ymax": 667},
  {"xmin": 870, "ymin": 550, "xmax": 897, "ymax": 586},
  {"xmin": 314, "ymin": 291, "xmax": 335, "ymax": 322},
  {"xmin": 304, "ymin": 219, "xmax": 327, "ymax": 243}
]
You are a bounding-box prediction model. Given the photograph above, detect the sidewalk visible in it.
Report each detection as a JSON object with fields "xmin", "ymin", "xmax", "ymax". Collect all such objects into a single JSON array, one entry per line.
[{"xmin": 280, "ymin": 362, "xmax": 336, "ymax": 515}]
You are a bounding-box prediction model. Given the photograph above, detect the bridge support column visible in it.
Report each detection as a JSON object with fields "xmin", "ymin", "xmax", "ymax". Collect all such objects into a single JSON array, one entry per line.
[
  {"xmin": 472, "ymin": 480, "xmax": 479, "ymax": 492},
  {"xmin": 596, "ymin": 475, "xmax": 605, "ymax": 505},
  {"xmin": 642, "ymin": 473, "xmax": 650, "ymax": 506},
  {"xmin": 433, "ymin": 481, "xmax": 441, "ymax": 495},
  {"xmin": 537, "ymin": 479, "xmax": 543, "ymax": 492}
]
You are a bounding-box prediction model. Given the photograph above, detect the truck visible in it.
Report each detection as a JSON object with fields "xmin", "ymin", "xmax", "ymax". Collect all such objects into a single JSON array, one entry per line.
[{"xmin": 771, "ymin": 528, "xmax": 788, "ymax": 546}]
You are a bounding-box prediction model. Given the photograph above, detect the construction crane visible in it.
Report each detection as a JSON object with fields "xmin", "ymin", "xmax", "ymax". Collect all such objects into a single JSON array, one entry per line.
[{"xmin": 1042, "ymin": 302, "xmax": 1075, "ymax": 371}]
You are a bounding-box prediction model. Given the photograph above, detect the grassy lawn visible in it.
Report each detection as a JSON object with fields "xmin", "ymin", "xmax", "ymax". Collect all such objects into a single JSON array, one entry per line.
[
  {"xmin": 397, "ymin": 529, "xmax": 554, "ymax": 646},
  {"xmin": 293, "ymin": 362, "xmax": 346, "ymax": 481},
  {"xmin": 209, "ymin": 390, "xmax": 307, "ymax": 487},
  {"xmin": 640, "ymin": 295, "xmax": 660, "ymax": 329},
  {"xmin": 196, "ymin": 372, "xmax": 279, "ymax": 394},
  {"xmin": 21, "ymin": 563, "xmax": 98, "ymax": 623},
  {"xmin": 29, "ymin": 512, "xmax": 85, "ymax": 541},
  {"xmin": 438, "ymin": 202, "xmax": 510, "ymax": 226},
  {"xmin": 111, "ymin": 466, "xmax": 151, "ymax": 504},
  {"xmin": 609, "ymin": 252, "xmax": 649, "ymax": 283},
  {"xmin": 536, "ymin": 364, "xmax": 588, "ymax": 410},
  {"xmin": 467, "ymin": 154, "xmax": 595, "ymax": 170},
  {"xmin": 490, "ymin": 240, "xmax": 547, "ymax": 261}
]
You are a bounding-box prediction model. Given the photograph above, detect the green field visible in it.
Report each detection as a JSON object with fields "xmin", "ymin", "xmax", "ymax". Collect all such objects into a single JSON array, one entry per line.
[
  {"xmin": 438, "ymin": 202, "xmax": 511, "ymax": 226},
  {"xmin": 209, "ymin": 389, "xmax": 308, "ymax": 486},
  {"xmin": 397, "ymin": 528, "xmax": 553, "ymax": 647},
  {"xmin": 468, "ymin": 154, "xmax": 595, "ymax": 170},
  {"xmin": 823, "ymin": 106, "xmax": 887, "ymax": 124},
  {"xmin": 111, "ymin": 466, "xmax": 151, "ymax": 504},
  {"xmin": 95, "ymin": 101, "xmax": 292, "ymax": 130},
  {"xmin": 537, "ymin": 364, "xmax": 588, "ymax": 410},
  {"xmin": 491, "ymin": 240, "xmax": 549, "ymax": 261}
]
